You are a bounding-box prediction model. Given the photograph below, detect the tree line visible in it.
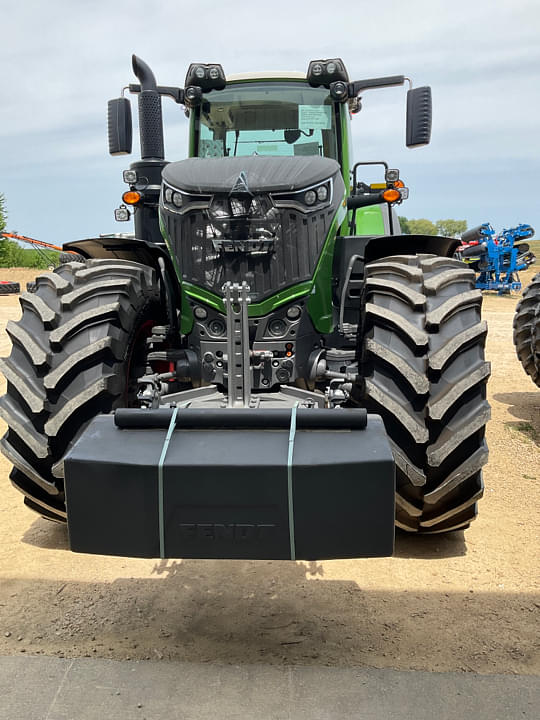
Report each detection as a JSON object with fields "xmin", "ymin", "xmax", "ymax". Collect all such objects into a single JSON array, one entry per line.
[
  {"xmin": 0, "ymin": 194, "xmax": 58, "ymax": 268},
  {"xmin": 398, "ymin": 217, "xmax": 467, "ymax": 238}
]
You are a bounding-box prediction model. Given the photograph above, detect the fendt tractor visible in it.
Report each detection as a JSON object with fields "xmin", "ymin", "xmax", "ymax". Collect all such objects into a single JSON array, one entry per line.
[{"xmin": 0, "ymin": 56, "xmax": 490, "ymax": 560}]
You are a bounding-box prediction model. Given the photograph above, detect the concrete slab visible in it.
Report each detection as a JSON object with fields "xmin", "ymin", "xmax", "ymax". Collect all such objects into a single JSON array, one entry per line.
[{"xmin": 1, "ymin": 656, "xmax": 539, "ymax": 719}]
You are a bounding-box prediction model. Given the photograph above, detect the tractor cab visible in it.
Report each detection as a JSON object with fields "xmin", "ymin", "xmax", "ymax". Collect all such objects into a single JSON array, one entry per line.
[
  {"xmin": 192, "ymin": 76, "xmax": 340, "ymax": 163},
  {"xmin": 108, "ymin": 57, "xmax": 431, "ymax": 245}
]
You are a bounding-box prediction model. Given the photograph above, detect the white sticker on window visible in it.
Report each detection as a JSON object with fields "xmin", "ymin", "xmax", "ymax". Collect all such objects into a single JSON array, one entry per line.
[
  {"xmin": 256, "ymin": 145, "xmax": 280, "ymax": 154},
  {"xmin": 200, "ymin": 139, "xmax": 224, "ymax": 158},
  {"xmin": 298, "ymin": 105, "xmax": 331, "ymax": 130}
]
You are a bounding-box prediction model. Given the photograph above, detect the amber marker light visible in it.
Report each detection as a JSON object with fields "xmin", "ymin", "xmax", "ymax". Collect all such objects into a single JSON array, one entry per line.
[
  {"xmin": 394, "ymin": 180, "xmax": 405, "ymax": 188},
  {"xmin": 122, "ymin": 190, "xmax": 142, "ymax": 205},
  {"xmin": 382, "ymin": 189, "xmax": 401, "ymax": 203}
]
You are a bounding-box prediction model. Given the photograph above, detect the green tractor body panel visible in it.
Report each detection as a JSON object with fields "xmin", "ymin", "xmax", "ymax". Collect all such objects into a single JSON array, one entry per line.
[{"xmin": 177, "ymin": 75, "xmax": 386, "ymax": 336}]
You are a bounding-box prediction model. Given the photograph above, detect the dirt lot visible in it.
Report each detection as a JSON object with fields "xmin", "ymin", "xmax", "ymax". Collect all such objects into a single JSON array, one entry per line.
[{"xmin": 0, "ymin": 266, "xmax": 538, "ymax": 675}]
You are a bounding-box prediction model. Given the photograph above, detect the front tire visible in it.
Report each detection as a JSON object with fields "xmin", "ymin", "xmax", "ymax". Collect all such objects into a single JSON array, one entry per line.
[
  {"xmin": 0, "ymin": 259, "xmax": 162, "ymax": 521},
  {"xmin": 358, "ymin": 254, "xmax": 490, "ymax": 533},
  {"xmin": 513, "ymin": 271, "xmax": 540, "ymax": 386}
]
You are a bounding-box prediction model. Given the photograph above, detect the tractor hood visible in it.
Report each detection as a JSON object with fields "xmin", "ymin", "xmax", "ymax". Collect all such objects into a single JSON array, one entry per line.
[
  {"xmin": 162, "ymin": 155, "xmax": 341, "ymax": 194},
  {"xmin": 159, "ymin": 154, "xmax": 346, "ymax": 304}
]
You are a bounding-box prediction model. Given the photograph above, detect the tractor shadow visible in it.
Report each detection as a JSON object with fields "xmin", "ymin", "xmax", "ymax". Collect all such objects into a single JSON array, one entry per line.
[
  {"xmin": 393, "ymin": 529, "xmax": 466, "ymax": 558},
  {"xmin": 21, "ymin": 516, "xmax": 70, "ymax": 550},
  {"xmin": 1, "ymin": 556, "xmax": 538, "ymax": 675},
  {"xmin": 493, "ymin": 391, "xmax": 540, "ymax": 447}
]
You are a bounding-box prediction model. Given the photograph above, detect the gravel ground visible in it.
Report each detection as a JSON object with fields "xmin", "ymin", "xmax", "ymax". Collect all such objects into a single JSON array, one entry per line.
[{"xmin": 0, "ymin": 266, "xmax": 538, "ymax": 675}]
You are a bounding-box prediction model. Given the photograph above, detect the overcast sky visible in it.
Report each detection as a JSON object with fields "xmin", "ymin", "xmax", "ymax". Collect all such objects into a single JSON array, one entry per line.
[{"xmin": 1, "ymin": 0, "xmax": 539, "ymax": 245}]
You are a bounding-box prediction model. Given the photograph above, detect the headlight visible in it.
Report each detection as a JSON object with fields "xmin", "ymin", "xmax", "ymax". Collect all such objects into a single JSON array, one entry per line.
[
  {"xmin": 194, "ymin": 65, "xmax": 206, "ymax": 79},
  {"xmin": 272, "ymin": 179, "xmax": 333, "ymax": 212},
  {"xmin": 326, "ymin": 61, "xmax": 337, "ymax": 75},
  {"xmin": 161, "ymin": 182, "xmax": 212, "ymax": 214},
  {"xmin": 317, "ymin": 185, "xmax": 328, "ymax": 202}
]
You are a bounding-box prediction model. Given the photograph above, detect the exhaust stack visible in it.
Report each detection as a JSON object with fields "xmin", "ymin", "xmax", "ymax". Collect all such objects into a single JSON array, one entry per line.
[{"xmin": 132, "ymin": 54, "xmax": 164, "ymax": 160}]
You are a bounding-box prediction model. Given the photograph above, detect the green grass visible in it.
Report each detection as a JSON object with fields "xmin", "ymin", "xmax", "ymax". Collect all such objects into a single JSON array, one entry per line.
[
  {"xmin": 0, "ymin": 240, "xmax": 59, "ymax": 269},
  {"xmin": 505, "ymin": 421, "xmax": 538, "ymax": 443}
]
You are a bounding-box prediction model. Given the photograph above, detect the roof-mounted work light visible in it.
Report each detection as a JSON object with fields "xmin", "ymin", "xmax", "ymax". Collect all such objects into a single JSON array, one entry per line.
[
  {"xmin": 184, "ymin": 85, "xmax": 203, "ymax": 107},
  {"xmin": 329, "ymin": 81, "xmax": 349, "ymax": 102},
  {"xmin": 184, "ymin": 63, "xmax": 226, "ymax": 92},
  {"xmin": 307, "ymin": 58, "xmax": 349, "ymax": 88}
]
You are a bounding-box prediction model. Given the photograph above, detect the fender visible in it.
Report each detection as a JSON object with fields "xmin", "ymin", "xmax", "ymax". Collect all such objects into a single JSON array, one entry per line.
[
  {"xmin": 64, "ymin": 234, "xmax": 182, "ymax": 333},
  {"xmin": 362, "ymin": 233, "xmax": 460, "ymax": 263}
]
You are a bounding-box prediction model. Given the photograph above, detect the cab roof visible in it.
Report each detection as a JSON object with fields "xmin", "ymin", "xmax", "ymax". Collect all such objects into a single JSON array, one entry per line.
[{"xmin": 225, "ymin": 71, "xmax": 307, "ymax": 82}]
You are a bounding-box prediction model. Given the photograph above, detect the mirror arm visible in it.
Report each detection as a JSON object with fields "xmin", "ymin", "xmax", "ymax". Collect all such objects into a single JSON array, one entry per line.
[
  {"xmin": 129, "ymin": 83, "xmax": 185, "ymax": 104},
  {"xmin": 348, "ymin": 75, "xmax": 405, "ymax": 97}
]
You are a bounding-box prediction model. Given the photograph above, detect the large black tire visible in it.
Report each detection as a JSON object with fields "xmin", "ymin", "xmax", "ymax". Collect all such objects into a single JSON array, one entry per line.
[
  {"xmin": 59, "ymin": 251, "xmax": 86, "ymax": 264},
  {"xmin": 0, "ymin": 281, "xmax": 20, "ymax": 294},
  {"xmin": 358, "ymin": 254, "xmax": 491, "ymax": 533},
  {"xmin": 0, "ymin": 259, "xmax": 162, "ymax": 521},
  {"xmin": 513, "ymin": 272, "xmax": 540, "ymax": 387}
]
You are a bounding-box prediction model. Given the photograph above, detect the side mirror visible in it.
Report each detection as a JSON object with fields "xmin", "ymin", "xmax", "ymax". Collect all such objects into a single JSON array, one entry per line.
[
  {"xmin": 107, "ymin": 97, "xmax": 132, "ymax": 155},
  {"xmin": 406, "ymin": 86, "xmax": 432, "ymax": 147}
]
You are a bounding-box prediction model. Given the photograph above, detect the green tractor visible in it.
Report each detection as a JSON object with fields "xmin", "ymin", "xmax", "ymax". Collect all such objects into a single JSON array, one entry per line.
[{"xmin": 0, "ymin": 56, "xmax": 490, "ymax": 559}]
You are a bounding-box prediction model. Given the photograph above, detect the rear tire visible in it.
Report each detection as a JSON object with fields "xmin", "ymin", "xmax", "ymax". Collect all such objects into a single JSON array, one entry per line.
[
  {"xmin": 59, "ymin": 251, "xmax": 86, "ymax": 264},
  {"xmin": 0, "ymin": 260, "xmax": 162, "ymax": 521},
  {"xmin": 0, "ymin": 281, "xmax": 20, "ymax": 294},
  {"xmin": 358, "ymin": 254, "xmax": 490, "ymax": 533},
  {"xmin": 513, "ymin": 271, "xmax": 540, "ymax": 386}
]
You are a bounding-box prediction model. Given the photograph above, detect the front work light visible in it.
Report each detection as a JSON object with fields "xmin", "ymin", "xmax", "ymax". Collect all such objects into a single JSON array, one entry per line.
[
  {"xmin": 114, "ymin": 205, "xmax": 130, "ymax": 222},
  {"xmin": 184, "ymin": 63, "xmax": 226, "ymax": 92},
  {"xmin": 307, "ymin": 58, "xmax": 349, "ymax": 88},
  {"xmin": 122, "ymin": 169, "xmax": 138, "ymax": 184}
]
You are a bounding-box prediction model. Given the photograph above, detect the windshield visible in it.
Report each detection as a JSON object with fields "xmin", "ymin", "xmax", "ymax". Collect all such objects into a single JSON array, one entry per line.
[{"xmin": 195, "ymin": 82, "xmax": 338, "ymax": 160}]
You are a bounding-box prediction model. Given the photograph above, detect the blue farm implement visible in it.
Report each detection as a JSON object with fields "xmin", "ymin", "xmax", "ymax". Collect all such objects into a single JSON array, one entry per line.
[{"xmin": 456, "ymin": 223, "xmax": 536, "ymax": 293}]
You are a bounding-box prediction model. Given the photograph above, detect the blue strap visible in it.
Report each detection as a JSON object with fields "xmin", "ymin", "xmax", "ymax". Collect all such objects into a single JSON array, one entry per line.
[
  {"xmin": 287, "ymin": 405, "xmax": 298, "ymax": 561},
  {"xmin": 157, "ymin": 406, "xmax": 179, "ymax": 559}
]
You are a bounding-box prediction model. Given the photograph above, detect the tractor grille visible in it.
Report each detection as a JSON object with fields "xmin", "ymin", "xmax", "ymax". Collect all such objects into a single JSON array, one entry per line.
[{"xmin": 163, "ymin": 197, "xmax": 334, "ymax": 302}]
